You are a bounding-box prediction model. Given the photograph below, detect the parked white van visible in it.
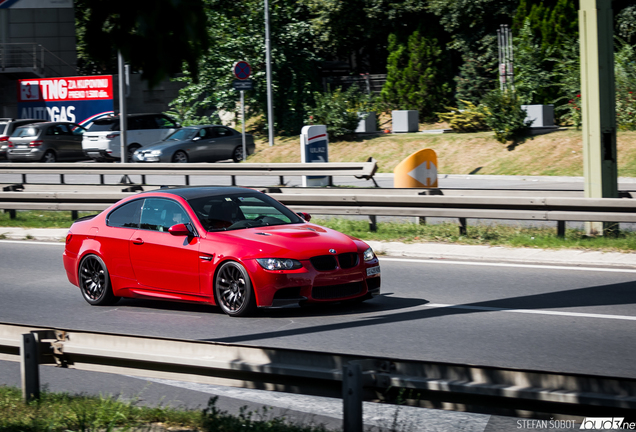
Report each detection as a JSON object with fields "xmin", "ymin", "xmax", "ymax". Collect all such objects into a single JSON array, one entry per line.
[{"xmin": 82, "ymin": 113, "xmax": 180, "ymax": 161}]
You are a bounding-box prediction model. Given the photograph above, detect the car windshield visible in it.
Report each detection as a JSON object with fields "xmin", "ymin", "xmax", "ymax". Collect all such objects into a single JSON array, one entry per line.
[
  {"xmin": 11, "ymin": 126, "xmax": 39, "ymax": 138},
  {"xmin": 88, "ymin": 119, "xmax": 119, "ymax": 131},
  {"xmin": 187, "ymin": 192, "xmax": 304, "ymax": 232},
  {"xmin": 165, "ymin": 128, "xmax": 197, "ymax": 141},
  {"xmin": 0, "ymin": 122, "xmax": 8, "ymax": 135}
]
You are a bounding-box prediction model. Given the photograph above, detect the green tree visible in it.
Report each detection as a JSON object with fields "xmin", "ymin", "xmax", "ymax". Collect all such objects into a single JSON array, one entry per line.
[
  {"xmin": 75, "ymin": 0, "xmax": 210, "ymax": 87},
  {"xmin": 381, "ymin": 29, "xmax": 453, "ymax": 121},
  {"xmin": 173, "ymin": 0, "xmax": 322, "ymax": 135},
  {"xmin": 301, "ymin": 0, "xmax": 430, "ymax": 73},
  {"xmin": 427, "ymin": 0, "xmax": 518, "ymax": 104},
  {"xmin": 513, "ymin": 19, "xmax": 554, "ymax": 105}
]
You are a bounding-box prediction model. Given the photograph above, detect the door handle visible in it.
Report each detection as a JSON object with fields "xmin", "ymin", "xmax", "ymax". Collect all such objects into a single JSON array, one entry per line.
[{"xmin": 132, "ymin": 238, "xmax": 144, "ymax": 245}]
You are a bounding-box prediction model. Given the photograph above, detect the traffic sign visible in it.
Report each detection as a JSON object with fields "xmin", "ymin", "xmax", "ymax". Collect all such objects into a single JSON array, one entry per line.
[
  {"xmin": 233, "ymin": 79, "xmax": 253, "ymax": 90},
  {"xmin": 233, "ymin": 61, "xmax": 251, "ymax": 80}
]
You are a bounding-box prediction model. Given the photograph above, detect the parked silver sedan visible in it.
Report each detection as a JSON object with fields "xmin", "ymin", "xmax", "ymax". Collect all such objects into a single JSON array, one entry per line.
[{"xmin": 132, "ymin": 125, "xmax": 255, "ymax": 163}]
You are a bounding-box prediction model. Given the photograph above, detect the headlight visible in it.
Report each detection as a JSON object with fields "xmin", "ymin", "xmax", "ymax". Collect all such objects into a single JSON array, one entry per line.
[
  {"xmin": 256, "ymin": 258, "xmax": 302, "ymax": 270},
  {"xmin": 150, "ymin": 150, "xmax": 162, "ymax": 155},
  {"xmin": 363, "ymin": 247, "xmax": 375, "ymax": 261}
]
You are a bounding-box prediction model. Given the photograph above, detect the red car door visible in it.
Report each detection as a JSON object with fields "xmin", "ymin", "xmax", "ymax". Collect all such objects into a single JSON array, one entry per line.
[{"xmin": 129, "ymin": 198, "xmax": 200, "ymax": 293}]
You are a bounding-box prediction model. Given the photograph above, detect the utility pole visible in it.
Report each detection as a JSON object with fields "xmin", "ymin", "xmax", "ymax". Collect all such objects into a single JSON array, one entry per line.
[
  {"xmin": 264, "ymin": 0, "xmax": 274, "ymax": 146},
  {"xmin": 117, "ymin": 51, "xmax": 128, "ymax": 163},
  {"xmin": 579, "ymin": 0, "xmax": 618, "ymax": 235}
]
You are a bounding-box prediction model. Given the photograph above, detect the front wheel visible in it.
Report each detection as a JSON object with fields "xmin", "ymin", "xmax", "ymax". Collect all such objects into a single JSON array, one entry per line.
[
  {"xmin": 214, "ymin": 261, "xmax": 255, "ymax": 317},
  {"xmin": 78, "ymin": 254, "xmax": 119, "ymax": 306},
  {"xmin": 172, "ymin": 150, "xmax": 188, "ymax": 163}
]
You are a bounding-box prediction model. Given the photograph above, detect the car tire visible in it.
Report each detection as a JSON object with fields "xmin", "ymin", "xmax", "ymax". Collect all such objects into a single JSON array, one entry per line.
[
  {"xmin": 214, "ymin": 261, "xmax": 256, "ymax": 317},
  {"xmin": 42, "ymin": 150, "xmax": 56, "ymax": 163},
  {"xmin": 172, "ymin": 150, "xmax": 188, "ymax": 163},
  {"xmin": 78, "ymin": 254, "xmax": 120, "ymax": 306},
  {"xmin": 232, "ymin": 146, "xmax": 243, "ymax": 163},
  {"xmin": 127, "ymin": 144, "xmax": 141, "ymax": 162}
]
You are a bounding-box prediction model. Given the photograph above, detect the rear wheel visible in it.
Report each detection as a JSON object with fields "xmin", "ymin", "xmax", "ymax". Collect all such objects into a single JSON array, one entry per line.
[
  {"xmin": 42, "ymin": 150, "xmax": 56, "ymax": 163},
  {"xmin": 214, "ymin": 261, "xmax": 255, "ymax": 317},
  {"xmin": 232, "ymin": 146, "xmax": 243, "ymax": 163},
  {"xmin": 172, "ymin": 150, "xmax": 188, "ymax": 163},
  {"xmin": 78, "ymin": 254, "xmax": 119, "ymax": 306}
]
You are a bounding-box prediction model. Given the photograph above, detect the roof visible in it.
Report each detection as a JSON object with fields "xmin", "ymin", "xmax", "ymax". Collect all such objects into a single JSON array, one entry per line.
[{"xmin": 141, "ymin": 186, "xmax": 260, "ymax": 200}]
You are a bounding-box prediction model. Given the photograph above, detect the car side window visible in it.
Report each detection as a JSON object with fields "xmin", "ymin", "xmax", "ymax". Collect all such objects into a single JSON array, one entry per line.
[
  {"xmin": 214, "ymin": 127, "xmax": 233, "ymax": 137},
  {"xmin": 155, "ymin": 115, "xmax": 177, "ymax": 129},
  {"xmin": 140, "ymin": 198, "xmax": 191, "ymax": 232},
  {"xmin": 106, "ymin": 200, "xmax": 142, "ymax": 228},
  {"xmin": 57, "ymin": 124, "xmax": 71, "ymax": 135}
]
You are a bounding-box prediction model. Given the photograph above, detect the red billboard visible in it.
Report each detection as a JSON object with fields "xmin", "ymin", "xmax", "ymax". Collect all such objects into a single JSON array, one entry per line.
[{"xmin": 17, "ymin": 75, "xmax": 114, "ymax": 126}]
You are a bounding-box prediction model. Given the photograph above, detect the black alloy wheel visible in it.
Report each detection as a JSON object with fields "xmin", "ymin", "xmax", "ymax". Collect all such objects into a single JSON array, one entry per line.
[
  {"xmin": 78, "ymin": 254, "xmax": 119, "ymax": 305},
  {"xmin": 214, "ymin": 261, "xmax": 255, "ymax": 317}
]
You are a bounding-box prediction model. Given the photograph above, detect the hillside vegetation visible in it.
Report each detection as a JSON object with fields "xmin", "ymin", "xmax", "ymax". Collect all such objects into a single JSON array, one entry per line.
[{"xmin": 248, "ymin": 128, "xmax": 636, "ymax": 177}]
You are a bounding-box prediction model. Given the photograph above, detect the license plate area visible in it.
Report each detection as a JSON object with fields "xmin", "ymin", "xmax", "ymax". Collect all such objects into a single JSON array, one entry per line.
[{"xmin": 366, "ymin": 266, "xmax": 380, "ymax": 276}]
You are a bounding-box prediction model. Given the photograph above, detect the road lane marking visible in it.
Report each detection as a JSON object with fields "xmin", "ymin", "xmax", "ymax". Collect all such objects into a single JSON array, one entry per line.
[
  {"xmin": 424, "ymin": 303, "xmax": 636, "ymax": 321},
  {"xmin": 380, "ymin": 257, "xmax": 636, "ymax": 274},
  {"xmin": 0, "ymin": 240, "xmax": 63, "ymax": 246}
]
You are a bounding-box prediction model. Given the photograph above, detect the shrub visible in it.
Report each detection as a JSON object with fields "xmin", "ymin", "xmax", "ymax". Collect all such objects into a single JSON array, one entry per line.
[
  {"xmin": 481, "ymin": 89, "xmax": 533, "ymax": 143},
  {"xmin": 437, "ymin": 100, "xmax": 489, "ymax": 132},
  {"xmin": 305, "ymin": 86, "xmax": 370, "ymax": 139}
]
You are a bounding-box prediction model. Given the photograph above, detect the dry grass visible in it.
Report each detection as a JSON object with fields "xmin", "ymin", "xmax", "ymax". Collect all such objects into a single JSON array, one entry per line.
[{"xmin": 247, "ymin": 127, "xmax": 636, "ymax": 177}]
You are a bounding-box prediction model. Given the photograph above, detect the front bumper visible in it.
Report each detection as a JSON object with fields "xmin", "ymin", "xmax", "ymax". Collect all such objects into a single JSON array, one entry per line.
[{"xmin": 244, "ymin": 257, "xmax": 381, "ymax": 308}]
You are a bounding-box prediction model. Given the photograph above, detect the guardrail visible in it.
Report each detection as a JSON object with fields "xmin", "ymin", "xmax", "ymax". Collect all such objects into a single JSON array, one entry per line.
[
  {"xmin": 1, "ymin": 322, "xmax": 635, "ymax": 431},
  {"xmin": 0, "ymin": 161, "xmax": 379, "ymax": 188},
  {"xmin": 1, "ymin": 189, "xmax": 635, "ymax": 235}
]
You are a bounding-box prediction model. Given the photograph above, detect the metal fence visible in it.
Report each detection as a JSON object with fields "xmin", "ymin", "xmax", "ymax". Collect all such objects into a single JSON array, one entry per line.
[{"xmin": 1, "ymin": 322, "xmax": 635, "ymax": 431}]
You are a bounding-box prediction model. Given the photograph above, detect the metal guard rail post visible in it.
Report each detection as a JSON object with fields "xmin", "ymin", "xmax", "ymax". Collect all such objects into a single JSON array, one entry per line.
[{"xmin": 1, "ymin": 323, "xmax": 635, "ymax": 430}]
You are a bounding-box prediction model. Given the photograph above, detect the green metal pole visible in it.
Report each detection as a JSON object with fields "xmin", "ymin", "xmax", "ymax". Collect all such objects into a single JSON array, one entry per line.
[{"xmin": 579, "ymin": 0, "xmax": 618, "ymax": 236}]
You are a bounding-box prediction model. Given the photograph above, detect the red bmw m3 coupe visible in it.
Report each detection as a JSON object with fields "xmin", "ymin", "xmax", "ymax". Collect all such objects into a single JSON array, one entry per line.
[{"xmin": 63, "ymin": 187, "xmax": 381, "ymax": 317}]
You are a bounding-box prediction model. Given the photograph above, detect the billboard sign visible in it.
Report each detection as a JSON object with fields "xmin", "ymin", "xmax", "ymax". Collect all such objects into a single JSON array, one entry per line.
[{"xmin": 17, "ymin": 75, "xmax": 114, "ymax": 127}]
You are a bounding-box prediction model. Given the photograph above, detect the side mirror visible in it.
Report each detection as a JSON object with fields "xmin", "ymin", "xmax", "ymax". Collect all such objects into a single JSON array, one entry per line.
[
  {"xmin": 168, "ymin": 223, "xmax": 192, "ymax": 236},
  {"xmin": 297, "ymin": 212, "xmax": 311, "ymax": 222},
  {"xmin": 192, "ymin": 136, "xmax": 201, "ymax": 141}
]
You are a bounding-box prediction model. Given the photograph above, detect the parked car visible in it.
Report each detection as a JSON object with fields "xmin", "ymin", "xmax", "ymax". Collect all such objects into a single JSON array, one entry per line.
[
  {"xmin": 0, "ymin": 118, "xmax": 47, "ymax": 160},
  {"xmin": 132, "ymin": 125, "xmax": 255, "ymax": 163},
  {"xmin": 6, "ymin": 122, "xmax": 88, "ymax": 162},
  {"xmin": 63, "ymin": 186, "xmax": 381, "ymax": 317},
  {"xmin": 82, "ymin": 113, "xmax": 180, "ymax": 162}
]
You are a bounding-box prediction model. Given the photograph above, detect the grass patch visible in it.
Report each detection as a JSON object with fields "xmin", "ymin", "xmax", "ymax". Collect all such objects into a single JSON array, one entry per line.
[
  {"xmin": 248, "ymin": 128, "xmax": 636, "ymax": 178},
  {"xmin": 1, "ymin": 211, "xmax": 636, "ymax": 253},
  {"xmin": 314, "ymin": 218, "xmax": 636, "ymax": 252},
  {"xmin": 0, "ymin": 210, "xmax": 95, "ymax": 229},
  {"xmin": 0, "ymin": 386, "xmax": 330, "ymax": 432}
]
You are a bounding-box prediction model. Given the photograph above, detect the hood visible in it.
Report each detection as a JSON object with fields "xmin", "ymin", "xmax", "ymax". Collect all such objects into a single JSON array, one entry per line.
[
  {"xmin": 139, "ymin": 139, "xmax": 188, "ymax": 152},
  {"xmin": 207, "ymin": 223, "xmax": 366, "ymax": 259}
]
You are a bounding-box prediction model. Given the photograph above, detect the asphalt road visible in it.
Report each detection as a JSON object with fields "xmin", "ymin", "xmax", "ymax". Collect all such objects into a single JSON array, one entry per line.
[
  {"xmin": 1, "ymin": 239, "xmax": 634, "ymax": 430},
  {"xmin": 1, "ymin": 240, "xmax": 635, "ymax": 377}
]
